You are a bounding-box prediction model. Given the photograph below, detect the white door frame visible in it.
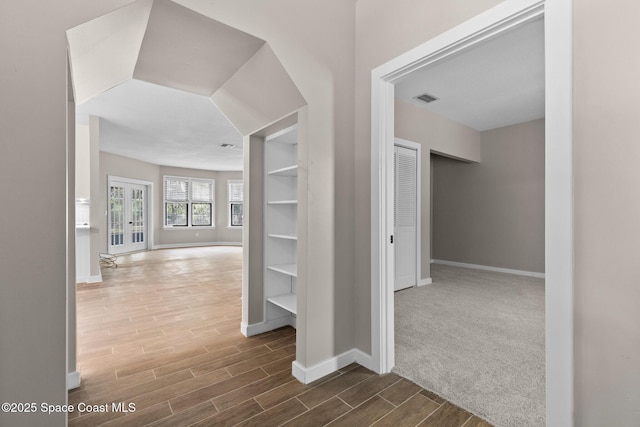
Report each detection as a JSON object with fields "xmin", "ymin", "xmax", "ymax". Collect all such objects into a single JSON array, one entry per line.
[
  {"xmin": 107, "ymin": 175, "xmax": 154, "ymax": 253},
  {"xmin": 370, "ymin": 0, "xmax": 573, "ymax": 426},
  {"xmin": 394, "ymin": 138, "xmax": 422, "ymax": 289}
]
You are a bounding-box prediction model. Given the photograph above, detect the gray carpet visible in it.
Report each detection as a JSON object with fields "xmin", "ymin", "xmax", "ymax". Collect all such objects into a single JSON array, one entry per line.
[{"xmin": 393, "ymin": 264, "xmax": 545, "ymax": 427}]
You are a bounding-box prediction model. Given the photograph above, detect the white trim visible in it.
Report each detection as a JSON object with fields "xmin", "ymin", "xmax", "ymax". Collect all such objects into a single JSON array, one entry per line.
[
  {"xmin": 543, "ymin": 0, "xmax": 574, "ymax": 425},
  {"xmin": 67, "ymin": 370, "xmax": 81, "ymax": 390},
  {"xmin": 152, "ymin": 241, "xmax": 242, "ymax": 250},
  {"xmin": 241, "ymin": 317, "xmax": 295, "ymax": 337},
  {"xmin": 77, "ymin": 274, "xmax": 103, "ymax": 284},
  {"xmin": 108, "ymin": 175, "xmax": 154, "ymax": 187},
  {"xmin": 370, "ymin": 1, "xmax": 573, "ymax": 426},
  {"xmin": 264, "ymin": 123, "xmax": 298, "ymax": 143},
  {"xmin": 394, "ymin": 138, "xmax": 422, "ymax": 289},
  {"xmin": 292, "ymin": 349, "xmax": 374, "ymax": 384},
  {"xmin": 431, "ymin": 259, "xmax": 545, "ymax": 279},
  {"xmin": 418, "ymin": 278, "xmax": 432, "ymax": 287},
  {"xmin": 87, "ymin": 274, "xmax": 103, "ymax": 284},
  {"xmin": 163, "ymin": 226, "xmax": 216, "ymax": 231}
]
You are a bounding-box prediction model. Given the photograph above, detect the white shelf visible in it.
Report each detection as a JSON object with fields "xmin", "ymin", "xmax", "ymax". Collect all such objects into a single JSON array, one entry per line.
[
  {"xmin": 267, "ymin": 263, "xmax": 297, "ymax": 277},
  {"xmin": 268, "ymin": 200, "xmax": 297, "ymax": 205},
  {"xmin": 264, "ymin": 124, "xmax": 298, "ymax": 331},
  {"xmin": 268, "ymin": 233, "xmax": 297, "ymax": 240},
  {"xmin": 265, "ymin": 125, "xmax": 298, "ymax": 145},
  {"xmin": 268, "ymin": 165, "xmax": 298, "ymax": 176},
  {"xmin": 267, "ymin": 293, "xmax": 297, "ymax": 315}
]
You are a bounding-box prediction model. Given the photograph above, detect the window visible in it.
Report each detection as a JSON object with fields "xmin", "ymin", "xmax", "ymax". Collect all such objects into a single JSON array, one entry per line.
[
  {"xmin": 228, "ymin": 180, "xmax": 243, "ymax": 227},
  {"xmin": 164, "ymin": 176, "xmax": 214, "ymax": 228}
]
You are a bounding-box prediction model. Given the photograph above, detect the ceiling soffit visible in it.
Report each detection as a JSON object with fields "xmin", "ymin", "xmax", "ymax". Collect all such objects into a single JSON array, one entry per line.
[
  {"xmin": 68, "ymin": 0, "xmax": 307, "ymax": 170},
  {"xmin": 211, "ymin": 44, "xmax": 307, "ymax": 136},
  {"xmin": 66, "ymin": 0, "xmax": 153, "ymax": 105},
  {"xmin": 133, "ymin": 0, "xmax": 266, "ymax": 96}
]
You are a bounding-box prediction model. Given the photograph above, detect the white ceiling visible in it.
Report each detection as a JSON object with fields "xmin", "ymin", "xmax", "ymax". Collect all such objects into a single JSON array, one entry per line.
[
  {"xmin": 133, "ymin": 0, "xmax": 265, "ymax": 96},
  {"xmin": 72, "ymin": 1, "xmax": 541, "ymax": 173},
  {"xmin": 76, "ymin": 79, "xmax": 243, "ymax": 171},
  {"xmin": 68, "ymin": 0, "xmax": 270, "ymax": 172},
  {"xmin": 395, "ymin": 17, "xmax": 545, "ymax": 131}
]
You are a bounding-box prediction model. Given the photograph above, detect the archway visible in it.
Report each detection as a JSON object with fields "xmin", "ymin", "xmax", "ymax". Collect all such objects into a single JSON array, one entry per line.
[{"xmin": 66, "ymin": 0, "xmax": 306, "ymax": 389}]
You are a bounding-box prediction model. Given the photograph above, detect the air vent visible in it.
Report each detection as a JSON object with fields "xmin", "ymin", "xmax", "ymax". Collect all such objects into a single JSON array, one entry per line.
[
  {"xmin": 221, "ymin": 143, "xmax": 237, "ymax": 149},
  {"xmin": 415, "ymin": 93, "xmax": 439, "ymax": 104}
]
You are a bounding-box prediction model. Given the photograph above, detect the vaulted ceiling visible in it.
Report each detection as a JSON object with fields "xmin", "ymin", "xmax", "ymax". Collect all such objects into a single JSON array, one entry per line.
[{"xmin": 67, "ymin": 0, "xmax": 305, "ymax": 171}]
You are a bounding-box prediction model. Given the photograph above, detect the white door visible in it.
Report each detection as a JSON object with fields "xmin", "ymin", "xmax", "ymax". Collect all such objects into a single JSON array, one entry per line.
[
  {"xmin": 394, "ymin": 144, "xmax": 418, "ymax": 291},
  {"xmin": 109, "ymin": 181, "xmax": 148, "ymax": 254}
]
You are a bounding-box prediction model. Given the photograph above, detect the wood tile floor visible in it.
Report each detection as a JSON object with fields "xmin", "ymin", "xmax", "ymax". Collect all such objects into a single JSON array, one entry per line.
[{"xmin": 70, "ymin": 246, "xmax": 492, "ymax": 427}]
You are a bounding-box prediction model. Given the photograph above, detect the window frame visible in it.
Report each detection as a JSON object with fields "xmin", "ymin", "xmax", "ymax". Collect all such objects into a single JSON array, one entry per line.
[
  {"xmin": 228, "ymin": 180, "xmax": 243, "ymax": 228},
  {"xmin": 163, "ymin": 175, "xmax": 215, "ymax": 229}
]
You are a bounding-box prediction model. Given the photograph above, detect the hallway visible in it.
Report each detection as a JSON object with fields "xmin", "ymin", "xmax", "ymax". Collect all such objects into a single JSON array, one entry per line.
[{"xmin": 69, "ymin": 247, "xmax": 491, "ymax": 426}]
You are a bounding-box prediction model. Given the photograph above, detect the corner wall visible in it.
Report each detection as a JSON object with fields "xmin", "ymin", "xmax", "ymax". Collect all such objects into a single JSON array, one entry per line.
[{"xmin": 432, "ymin": 119, "xmax": 545, "ymax": 274}]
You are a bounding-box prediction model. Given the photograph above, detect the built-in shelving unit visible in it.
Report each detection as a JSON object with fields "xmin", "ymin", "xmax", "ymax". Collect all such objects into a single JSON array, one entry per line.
[{"xmin": 264, "ymin": 124, "xmax": 298, "ymax": 328}]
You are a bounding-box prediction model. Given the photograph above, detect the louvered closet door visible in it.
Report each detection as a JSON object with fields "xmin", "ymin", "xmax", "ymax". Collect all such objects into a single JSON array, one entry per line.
[{"xmin": 394, "ymin": 145, "xmax": 417, "ymax": 291}]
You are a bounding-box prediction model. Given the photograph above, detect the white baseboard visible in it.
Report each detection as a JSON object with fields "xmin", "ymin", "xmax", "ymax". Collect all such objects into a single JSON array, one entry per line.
[
  {"xmin": 88, "ymin": 274, "xmax": 103, "ymax": 283},
  {"xmin": 153, "ymin": 242, "xmax": 242, "ymax": 250},
  {"xmin": 431, "ymin": 259, "xmax": 545, "ymax": 279},
  {"xmin": 418, "ymin": 278, "xmax": 432, "ymax": 287},
  {"xmin": 67, "ymin": 371, "xmax": 81, "ymax": 390},
  {"xmin": 292, "ymin": 348, "xmax": 374, "ymax": 384},
  {"xmin": 77, "ymin": 274, "xmax": 102, "ymax": 284},
  {"xmin": 241, "ymin": 316, "xmax": 294, "ymax": 337}
]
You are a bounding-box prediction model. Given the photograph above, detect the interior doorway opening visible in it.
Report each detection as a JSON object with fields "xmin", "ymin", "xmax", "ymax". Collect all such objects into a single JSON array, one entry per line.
[
  {"xmin": 66, "ymin": 0, "xmax": 306, "ymax": 393},
  {"xmin": 370, "ymin": 0, "xmax": 573, "ymax": 425}
]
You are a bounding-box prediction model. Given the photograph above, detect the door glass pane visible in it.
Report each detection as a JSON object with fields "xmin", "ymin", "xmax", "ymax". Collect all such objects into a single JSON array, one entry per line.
[
  {"xmin": 110, "ymin": 186, "xmax": 125, "ymax": 246},
  {"xmin": 131, "ymin": 188, "xmax": 145, "ymax": 244}
]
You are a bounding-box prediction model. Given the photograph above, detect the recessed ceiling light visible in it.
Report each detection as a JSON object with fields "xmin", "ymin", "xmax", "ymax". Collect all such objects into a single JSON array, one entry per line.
[{"xmin": 415, "ymin": 93, "xmax": 439, "ymax": 103}]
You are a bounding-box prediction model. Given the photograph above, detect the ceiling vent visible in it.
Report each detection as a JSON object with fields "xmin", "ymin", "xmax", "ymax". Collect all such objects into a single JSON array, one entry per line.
[
  {"xmin": 221, "ymin": 143, "xmax": 237, "ymax": 149},
  {"xmin": 415, "ymin": 93, "xmax": 439, "ymax": 104}
]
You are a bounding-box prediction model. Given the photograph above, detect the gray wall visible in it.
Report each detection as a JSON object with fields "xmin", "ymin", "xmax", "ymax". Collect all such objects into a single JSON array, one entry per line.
[
  {"xmin": 432, "ymin": 119, "xmax": 545, "ymax": 273},
  {"xmin": 574, "ymin": 1, "xmax": 640, "ymax": 425}
]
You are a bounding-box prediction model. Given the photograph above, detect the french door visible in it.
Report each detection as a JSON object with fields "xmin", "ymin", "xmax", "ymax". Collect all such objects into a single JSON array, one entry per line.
[{"xmin": 108, "ymin": 178, "xmax": 148, "ymax": 254}]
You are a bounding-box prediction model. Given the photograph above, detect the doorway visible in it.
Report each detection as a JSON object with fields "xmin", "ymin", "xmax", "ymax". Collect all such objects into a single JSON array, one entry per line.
[
  {"xmin": 107, "ymin": 176, "xmax": 151, "ymax": 255},
  {"xmin": 370, "ymin": 0, "xmax": 573, "ymax": 425}
]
